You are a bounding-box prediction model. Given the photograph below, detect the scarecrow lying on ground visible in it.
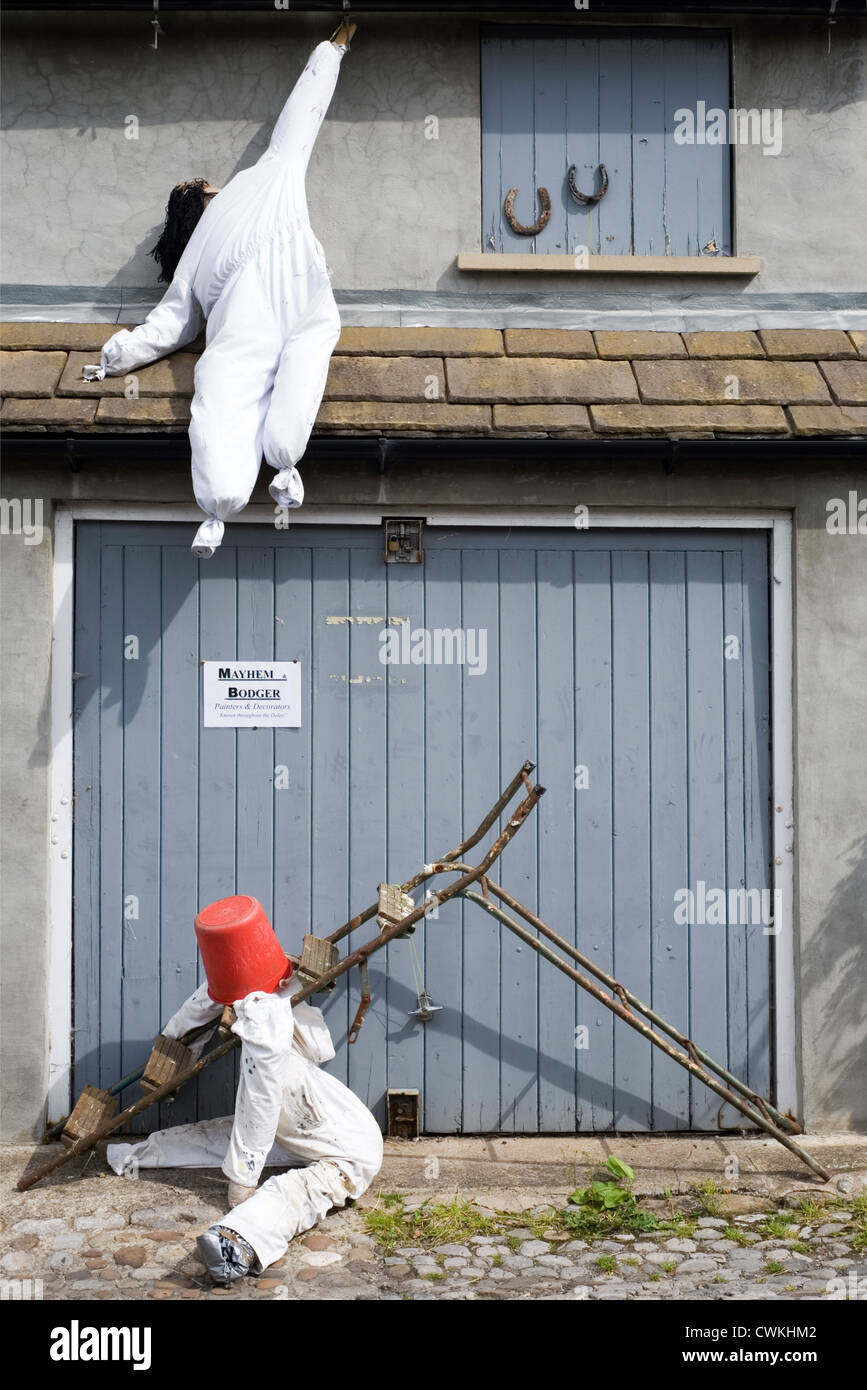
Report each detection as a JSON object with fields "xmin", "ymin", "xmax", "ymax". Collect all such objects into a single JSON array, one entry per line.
[{"xmin": 107, "ymin": 894, "xmax": 383, "ymax": 1286}]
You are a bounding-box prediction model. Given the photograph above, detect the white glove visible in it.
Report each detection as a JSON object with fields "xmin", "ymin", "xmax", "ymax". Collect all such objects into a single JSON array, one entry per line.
[
  {"xmin": 82, "ymin": 364, "xmax": 106, "ymax": 382},
  {"xmin": 227, "ymin": 1180, "xmax": 258, "ymax": 1209}
]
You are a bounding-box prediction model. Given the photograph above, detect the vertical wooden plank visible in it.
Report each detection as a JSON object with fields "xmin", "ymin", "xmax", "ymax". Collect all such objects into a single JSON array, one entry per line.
[
  {"xmin": 96, "ymin": 542, "xmax": 125, "ymax": 1095},
  {"xmin": 648, "ymin": 551, "xmax": 690, "ymax": 1128},
  {"xmin": 480, "ymin": 35, "xmax": 504, "ymax": 254},
  {"xmin": 121, "ymin": 545, "xmax": 163, "ymax": 1130},
  {"xmin": 157, "ymin": 541, "xmax": 200, "ymax": 1128},
  {"xmin": 693, "ymin": 34, "xmax": 732, "ymax": 255},
  {"xmin": 309, "ymin": 548, "xmax": 351, "ymax": 1084},
  {"xmin": 273, "ymin": 542, "xmax": 313, "ymax": 960},
  {"xmin": 741, "ymin": 534, "xmax": 772, "ymax": 1098},
  {"xmin": 537, "ymin": 548, "xmax": 578, "ymax": 1130},
  {"xmin": 383, "ymin": 558, "xmax": 426, "ymax": 1115},
  {"xmin": 196, "ymin": 545, "xmax": 237, "ymax": 1120},
  {"xmin": 459, "ymin": 545, "xmax": 503, "ymax": 1131},
  {"xmin": 72, "ymin": 525, "xmax": 102, "ymax": 1092},
  {"xmin": 596, "ymin": 37, "xmax": 633, "ymax": 257},
  {"xmin": 533, "ymin": 35, "xmax": 569, "ymax": 254},
  {"xmin": 685, "ymin": 550, "xmax": 729, "ymax": 1128},
  {"xmin": 661, "ymin": 35, "xmax": 732, "ymax": 258},
  {"xmin": 497, "ymin": 38, "xmax": 538, "ymax": 254},
  {"xmin": 632, "ymin": 38, "xmax": 667, "ymax": 255},
  {"xmin": 722, "ymin": 548, "xmax": 749, "ymax": 1105},
  {"xmin": 611, "ymin": 550, "xmax": 652, "ymax": 1130},
  {"xmin": 421, "ymin": 542, "xmax": 465, "ymax": 1132},
  {"xmin": 662, "ymin": 36, "xmax": 701, "ymax": 257},
  {"xmin": 573, "ymin": 548, "xmax": 614, "ymax": 1131},
  {"xmin": 565, "ymin": 37, "xmax": 603, "ymax": 256},
  {"xmin": 344, "ymin": 542, "xmax": 388, "ymax": 1123},
  {"xmin": 235, "ymin": 545, "xmax": 276, "ymax": 916},
  {"xmin": 498, "ymin": 546, "xmax": 538, "ymax": 1131}
]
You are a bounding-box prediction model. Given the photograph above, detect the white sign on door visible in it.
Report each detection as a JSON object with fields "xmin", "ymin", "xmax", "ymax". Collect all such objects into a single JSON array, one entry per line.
[{"xmin": 203, "ymin": 660, "xmax": 301, "ymax": 728}]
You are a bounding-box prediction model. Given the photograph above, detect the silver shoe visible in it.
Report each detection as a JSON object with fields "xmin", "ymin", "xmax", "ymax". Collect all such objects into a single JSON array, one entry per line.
[{"xmin": 196, "ymin": 1225, "xmax": 257, "ymax": 1285}]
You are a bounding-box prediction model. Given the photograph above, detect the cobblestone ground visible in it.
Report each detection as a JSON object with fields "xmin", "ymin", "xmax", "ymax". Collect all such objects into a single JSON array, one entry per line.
[{"xmin": 2, "ymin": 1196, "xmax": 865, "ymax": 1301}]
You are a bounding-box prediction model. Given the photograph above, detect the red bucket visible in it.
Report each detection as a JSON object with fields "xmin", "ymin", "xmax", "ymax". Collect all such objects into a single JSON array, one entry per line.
[{"xmin": 194, "ymin": 895, "xmax": 291, "ymax": 1004}]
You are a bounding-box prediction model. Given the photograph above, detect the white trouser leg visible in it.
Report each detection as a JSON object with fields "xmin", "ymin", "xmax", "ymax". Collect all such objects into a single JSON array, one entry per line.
[
  {"xmin": 188, "ymin": 267, "xmax": 282, "ymax": 556},
  {"xmin": 223, "ymin": 1062, "xmax": 383, "ymax": 1270},
  {"xmin": 106, "ymin": 1117, "xmax": 289, "ymax": 1174},
  {"xmin": 263, "ymin": 281, "xmax": 342, "ymax": 507}
]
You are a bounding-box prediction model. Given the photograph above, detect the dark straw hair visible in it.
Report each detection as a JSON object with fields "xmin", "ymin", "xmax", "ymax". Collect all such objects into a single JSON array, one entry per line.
[{"xmin": 149, "ymin": 179, "xmax": 210, "ymax": 284}]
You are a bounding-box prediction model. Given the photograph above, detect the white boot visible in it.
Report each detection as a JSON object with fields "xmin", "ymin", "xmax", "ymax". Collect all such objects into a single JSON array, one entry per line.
[
  {"xmin": 191, "ymin": 516, "xmax": 225, "ymax": 558},
  {"xmin": 268, "ymin": 466, "xmax": 305, "ymax": 510}
]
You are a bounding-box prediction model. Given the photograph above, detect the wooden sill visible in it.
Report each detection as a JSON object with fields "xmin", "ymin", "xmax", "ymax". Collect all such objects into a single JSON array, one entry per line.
[{"xmin": 457, "ymin": 252, "xmax": 760, "ymax": 276}]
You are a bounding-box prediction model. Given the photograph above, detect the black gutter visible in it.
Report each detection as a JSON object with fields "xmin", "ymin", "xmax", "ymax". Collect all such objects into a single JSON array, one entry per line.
[
  {"xmin": 4, "ymin": 432, "xmax": 866, "ymax": 471},
  {"xmin": 2, "ymin": 1, "xmax": 865, "ymax": 13}
]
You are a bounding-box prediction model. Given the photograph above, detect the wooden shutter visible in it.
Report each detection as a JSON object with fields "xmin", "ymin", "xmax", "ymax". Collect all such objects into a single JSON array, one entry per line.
[{"xmin": 482, "ymin": 26, "xmax": 732, "ymax": 257}]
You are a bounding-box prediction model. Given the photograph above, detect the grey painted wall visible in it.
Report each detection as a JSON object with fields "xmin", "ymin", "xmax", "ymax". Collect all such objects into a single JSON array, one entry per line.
[
  {"xmin": 1, "ymin": 456, "xmax": 866, "ymax": 1140},
  {"xmin": 1, "ymin": 10, "xmax": 865, "ymax": 302},
  {"xmin": 0, "ymin": 500, "xmax": 53, "ymax": 1142}
]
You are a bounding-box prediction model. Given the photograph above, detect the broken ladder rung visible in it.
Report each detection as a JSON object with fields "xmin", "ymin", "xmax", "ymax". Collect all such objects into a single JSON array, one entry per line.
[
  {"xmin": 296, "ymin": 934, "xmax": 340, "ymax": 992},
  {"xmin": 377, "ymin": 882, "xmax": 416, "ymax": 935},
  {"xmin": 61, "ymin": 1086, "xmax": 118, "ymax": 1149}
]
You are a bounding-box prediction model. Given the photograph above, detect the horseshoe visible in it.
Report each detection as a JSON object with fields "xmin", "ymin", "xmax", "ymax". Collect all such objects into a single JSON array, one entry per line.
[
  {"xmin": 504, "ymin": 185, "xmax": 551, "ymax": 236},
  {"xmin": 567, "ymin": 163, "xmax": 609, "ymax": 206}
]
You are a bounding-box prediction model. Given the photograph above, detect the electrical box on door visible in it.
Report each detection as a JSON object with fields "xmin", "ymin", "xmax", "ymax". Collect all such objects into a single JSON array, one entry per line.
[{"xmin": 384, "ymin": 517, "xmax": 424, "ymax": 565}]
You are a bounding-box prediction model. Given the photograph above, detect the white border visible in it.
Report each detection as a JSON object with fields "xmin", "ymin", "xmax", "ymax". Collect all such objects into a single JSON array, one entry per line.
[
  {"xmin": 66, "ymin": 501, "xmax": 789, "ymax": 529},
  {"xmin": 49, "ymin": 503, "xmax": 797, "ymax": 1120},
  {"xmin": 48, "ymin": 509, "xmax": 74, "ymax": 1118},
  {"xmin": 770, "ymin": 517, "xmax": 797, "ymax": 1118}
]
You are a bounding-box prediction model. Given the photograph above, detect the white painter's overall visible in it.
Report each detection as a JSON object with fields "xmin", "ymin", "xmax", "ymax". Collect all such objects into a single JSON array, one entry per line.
[
  {"xmin": 107, "ymin": 975, "xmax": 383, "ymax": 1271},
  {"xmin": 92, "ymin": 41, "xmax": 346, "ymax": 558}
]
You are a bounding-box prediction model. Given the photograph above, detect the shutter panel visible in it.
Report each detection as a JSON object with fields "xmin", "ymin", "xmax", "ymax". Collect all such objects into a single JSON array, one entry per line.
[{"xmin": 482, "ymin": 28, "xmax": 732, "ymax": 256}]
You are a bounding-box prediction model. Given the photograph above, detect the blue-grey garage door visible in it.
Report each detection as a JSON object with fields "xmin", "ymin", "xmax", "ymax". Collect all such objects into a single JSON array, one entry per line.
[{"xmin": 73, "ymin": 522, "xmax": 772, "ymax": 1133}]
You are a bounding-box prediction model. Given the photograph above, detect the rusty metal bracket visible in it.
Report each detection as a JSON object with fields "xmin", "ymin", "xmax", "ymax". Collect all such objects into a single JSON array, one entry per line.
[
  {"xmin": 567, "ymin": 163, "xmax": 608, "ymax": 206},
  {"xmin": 504, "ymin": 185, "xmax": 551, "ymax": 236},
  {"xmin": 348, "ymin": 959, "xmax": 372, "ymax": 1045}
]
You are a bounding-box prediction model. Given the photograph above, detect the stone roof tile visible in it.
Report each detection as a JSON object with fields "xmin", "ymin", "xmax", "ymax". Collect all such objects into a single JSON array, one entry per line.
[
  {"xmin": 758, "ymin": 329, "xmax": 857, "ymax": 359},
  {"xmin": 634, "ymin": 359, "xmax": 830, "ymax": 405},
  {"xmin": 2, "ymin": 326, "xmax": 864, "ymax": 439},
  {"xmin": 1, "ymin": 349, "xmax": 67, "ymax": 398}
]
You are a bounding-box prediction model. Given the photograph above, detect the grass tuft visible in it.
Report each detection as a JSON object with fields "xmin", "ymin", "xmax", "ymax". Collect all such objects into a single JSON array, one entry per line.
[
  {"xmin": 363, "ymin": 1191, "xmax": 497, "ymax": 1253},
  {"xmin": 722, "ymin": 1226, "xmax": 755, "ymax": 1247}
]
